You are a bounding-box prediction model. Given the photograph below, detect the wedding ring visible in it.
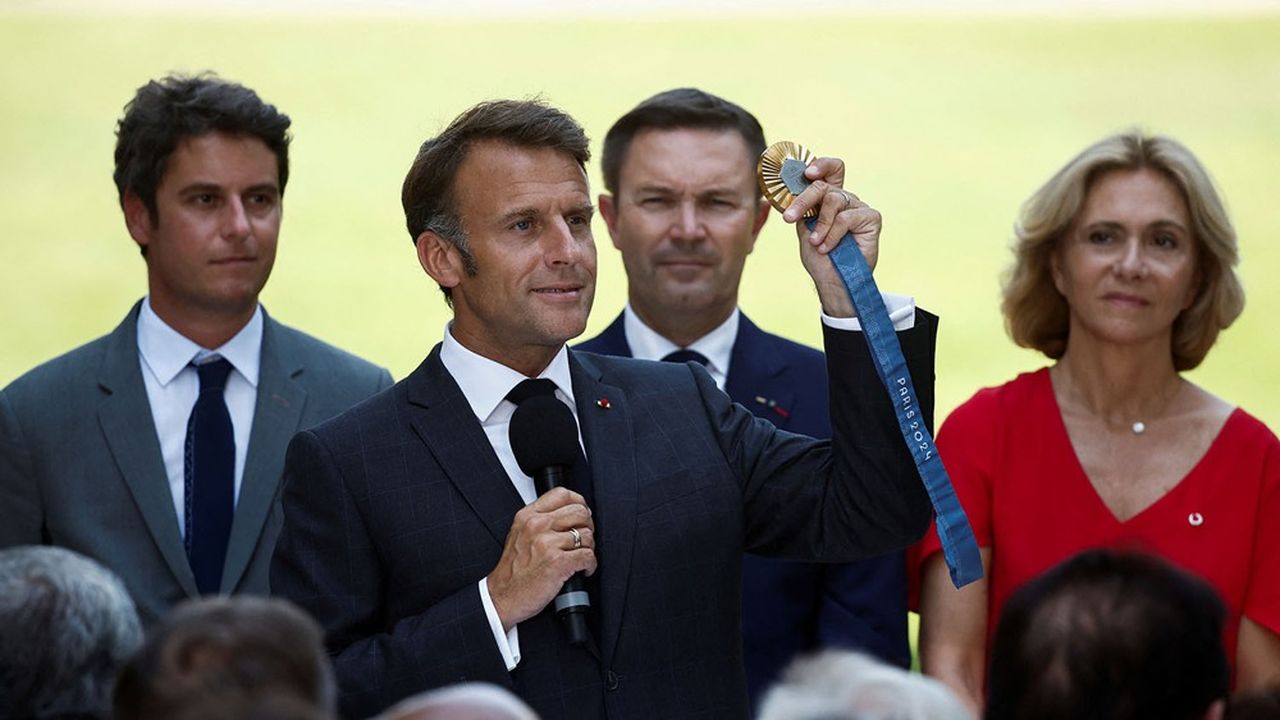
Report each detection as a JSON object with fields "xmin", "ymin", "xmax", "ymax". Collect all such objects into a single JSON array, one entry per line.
[{"xmin": 569, "ymin": 527, "xmax": 582, "ymax": 550}]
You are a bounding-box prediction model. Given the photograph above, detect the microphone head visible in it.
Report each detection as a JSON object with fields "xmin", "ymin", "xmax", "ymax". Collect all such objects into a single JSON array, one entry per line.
[{"xmin": 509, "ymin": 395, "xmax": 580, "ymax": 476}]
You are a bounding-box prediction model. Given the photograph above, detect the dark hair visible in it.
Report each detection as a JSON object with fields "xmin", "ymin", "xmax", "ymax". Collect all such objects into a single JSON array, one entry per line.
[
  {"xmin": 986, "ymin": 549, "xmax": 1229, "ymax": 720},
  {"xmin": 401, "ymin": 98, "xmax": 590, "ymax": 304},
  {"xmin": 113, "ymin": 73, "xmax": 292, "ymax": 223},
  {"xmin": 112, "ymin": 596, "xmax": 335, "ymax": 720},
  {"xmin": 600, "ymin": 87, "xmax": 766, "ymax": 195}
]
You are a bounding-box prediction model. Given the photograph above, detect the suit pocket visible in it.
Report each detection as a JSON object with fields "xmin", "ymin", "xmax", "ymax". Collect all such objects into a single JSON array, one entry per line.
[{"xmin": 636, "ymin": 467, "xmax": 715, "ymax": 516}]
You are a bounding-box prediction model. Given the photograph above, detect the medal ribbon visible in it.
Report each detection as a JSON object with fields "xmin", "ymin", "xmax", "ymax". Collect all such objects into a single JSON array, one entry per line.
[{"xmin": 815, "ymin": 218, "xmax": 983, "ymax": 587}]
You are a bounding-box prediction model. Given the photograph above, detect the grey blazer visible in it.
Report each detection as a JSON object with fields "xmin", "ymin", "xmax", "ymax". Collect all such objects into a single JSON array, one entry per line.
[{"xmin": 0, "ymin": 301, "xmax": 393, "ymax": 625}]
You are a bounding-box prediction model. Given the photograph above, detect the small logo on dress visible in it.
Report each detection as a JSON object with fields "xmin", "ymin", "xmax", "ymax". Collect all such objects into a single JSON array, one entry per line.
[{"xmin": 1188, "ymin": 512, "xmax": 1204, "ymax": 527}]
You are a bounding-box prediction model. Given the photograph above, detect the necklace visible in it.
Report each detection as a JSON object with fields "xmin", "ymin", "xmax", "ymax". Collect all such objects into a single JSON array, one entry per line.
[{"xmin": 1051, "ymin": 364, "xmax": 1182, "ymax": 439}]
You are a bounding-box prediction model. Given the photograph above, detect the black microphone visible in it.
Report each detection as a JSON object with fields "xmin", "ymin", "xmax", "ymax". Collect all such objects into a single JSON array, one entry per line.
[{"xmin": 509, "ymin": 395, "xmax": 593, "ymax": 647}]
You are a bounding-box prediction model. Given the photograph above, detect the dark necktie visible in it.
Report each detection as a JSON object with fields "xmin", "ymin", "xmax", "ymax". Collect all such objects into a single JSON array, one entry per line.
[
  {"xmin": 505, "ymin": 377, "xmax": 559, "ymax": 406},
  {"xmin": 185, "ymin": 358, "xmax": 235, "ymax": 595},
  {"xmin": 661, "ymin": 348, "xmax": 710, "ymax": 366}
]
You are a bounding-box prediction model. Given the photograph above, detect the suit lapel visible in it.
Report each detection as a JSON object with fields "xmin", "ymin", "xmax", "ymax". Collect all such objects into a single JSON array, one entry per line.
[
  {"xmin": 724, "ymin": 314, "xmax": 796, "ymax": 428},
  {"xmin": 407, "ymin": 348, "xmax": 525, "ymax": 548},
  {"xmin": 222, "ymin": 314, "xmax": 306, "ymax": 592},
  {"xmin": 570, "ymin": 351, "xmax": 638, "ymax": 666},
  {"xmin": 578, "ymin": 313, "xmax": 632, "ymax": 358},
  {"xmin": 96, "ymin": 303, "xmax": 200, "ymax": 597}
]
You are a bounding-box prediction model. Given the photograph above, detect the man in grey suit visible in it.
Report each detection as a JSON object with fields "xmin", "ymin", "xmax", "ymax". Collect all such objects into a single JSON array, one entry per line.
[{"xmin": 0, "ymin": 73, "xmax": 392, "ymax": 626}]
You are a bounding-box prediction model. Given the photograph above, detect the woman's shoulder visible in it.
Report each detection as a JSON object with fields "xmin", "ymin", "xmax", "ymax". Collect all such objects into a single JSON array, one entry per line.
[
  {"xmin": 947, "ymin": 367, "xmax": 1053, "ymax": 425},
  {"xmin": 1218, "ymin": 405, "xmax": 1280, "ymax": 452},
  {"xmin": 1184, "ymin": 382, "xmax": 1278, "ymax": 451}
]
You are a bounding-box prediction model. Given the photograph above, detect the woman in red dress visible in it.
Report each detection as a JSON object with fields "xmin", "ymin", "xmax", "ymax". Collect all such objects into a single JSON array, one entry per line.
[{"xmin": 914, "ymin": 132, "xmax": 1280, "ymax": 716}]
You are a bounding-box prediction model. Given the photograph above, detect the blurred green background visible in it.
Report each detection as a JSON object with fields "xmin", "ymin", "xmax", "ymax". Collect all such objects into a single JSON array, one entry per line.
[{"xmin": 2, "ymin": 6, "xmax": 1277, "ymax": 432}]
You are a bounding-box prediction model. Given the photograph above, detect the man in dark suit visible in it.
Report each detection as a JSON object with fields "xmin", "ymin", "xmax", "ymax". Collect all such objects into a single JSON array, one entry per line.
[
  {"xmin": 0, "ymin": 74, "xmax": 392, "ymax": 626},
  {"xmin": 271, "ymin": 99, "xmax": 933, "ymax": 720},
  {"xmin": 577, "ymin": 89, "xmax": 929, "ymax": 704}
]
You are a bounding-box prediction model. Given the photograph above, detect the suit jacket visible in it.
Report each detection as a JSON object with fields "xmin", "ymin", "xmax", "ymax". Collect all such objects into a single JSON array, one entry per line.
[
  {"xmin": 271, "ymin": 322, "xmax": 935, "ymax": 720},
  {"xmin": 576, "ymin": 311, "xmax": 936, "ymax": 703},
  {"xmin": 0, "ymin": 301, "xmax": 393, "ymax": 626}
]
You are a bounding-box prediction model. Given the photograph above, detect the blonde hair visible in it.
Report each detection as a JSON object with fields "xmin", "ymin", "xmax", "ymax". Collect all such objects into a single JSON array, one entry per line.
[{"xmin": 1002, "ymin": 132, "xmax": 1244, "ymax": 370}]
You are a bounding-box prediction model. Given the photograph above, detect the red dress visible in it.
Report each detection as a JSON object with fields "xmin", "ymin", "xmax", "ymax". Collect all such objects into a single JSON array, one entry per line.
[{"xmin": 912, "ymin": 368, "xmax": 1280, "ymax": 664}]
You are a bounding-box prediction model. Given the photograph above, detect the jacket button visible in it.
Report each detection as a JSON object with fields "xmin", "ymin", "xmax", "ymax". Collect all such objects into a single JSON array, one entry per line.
[{"xmin": 605, "ymin": 670, "xmax": 620, "ymax": 691}]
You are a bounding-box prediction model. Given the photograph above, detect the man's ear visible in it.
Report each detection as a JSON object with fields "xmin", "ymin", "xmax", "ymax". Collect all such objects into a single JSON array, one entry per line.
[
  {"xmin": 598, "ymin": 193, "xmax": 622, "ymax": 249},
  {"xmin": 122, "ymin": 193, "xmax": 154, "ymax": 253},
  {"xmin": 747, "ymin": 199, "xmax": 770, "ymax": 255},
  {"xmin": 416, "ymin": 231, "xmax": 463, "ymax": 291}
]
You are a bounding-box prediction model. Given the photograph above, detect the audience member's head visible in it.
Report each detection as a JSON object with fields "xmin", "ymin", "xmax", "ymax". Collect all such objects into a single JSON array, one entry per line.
[
  {"xmin": 375, "ymin": 682, "xmax": 540, "ymax": 720},
  {"xmin": 757, "ymin": 650, "xmax": 969, "ymax": 720},
  {"xmin": 987, "ymin": 548, "xmax": 1229, "ymax": 720},
  {"xmin": 0, "ymin": 545, "xmax": 142, "ymax": 720},
  {"xmin": 1226, "ymin": 686, "xmax": 1280, "ymax": 720},
  {"xmin": 161, "ymin": 687, "xmax": 334, "ymax": 720},
  {"xmin": 113, "ymin": 595, "xmax": 335, "ymax": 720}
]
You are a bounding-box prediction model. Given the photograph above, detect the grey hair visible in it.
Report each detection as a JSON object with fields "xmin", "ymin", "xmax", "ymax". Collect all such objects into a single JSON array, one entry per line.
[
  {"xmin": 758, "ymin": 651, "xmax": 970, "ymax": 720},
  {"xmin": 375, "ymin": 682, "xmax": 540, "ymax": 720},
  {"xmin": 0, "ymin": 545, "xmax": 143, "ymax": 719}
]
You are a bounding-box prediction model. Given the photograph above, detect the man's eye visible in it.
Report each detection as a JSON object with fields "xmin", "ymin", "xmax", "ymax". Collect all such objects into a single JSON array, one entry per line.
[
  {"xmin": 512, "ymin": 219, "xmax": 532, "ymax": 231},
  {"xmin": 248, "ymin": 193, "xmax": 274, "ymax": 206},
  {"xmin": 193, "ymin": 193, "xmax": 216, "ymax": 205},
  {"xmin": 640, "ymin": 197, "xmax": 672, "ymax": 208}
]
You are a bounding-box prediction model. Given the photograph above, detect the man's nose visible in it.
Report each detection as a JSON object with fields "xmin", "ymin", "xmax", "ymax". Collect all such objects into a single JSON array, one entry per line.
[
  {"xmin": 670, "ymin": 199, "xmax": 705, "ymax": 243},
  {"xmin": 222, "ymin": 198, "xmax": 252, "ymax": 239},
  {"xmin": 545, "ymin": 218, "xmax": 587, "ymax": 265}
]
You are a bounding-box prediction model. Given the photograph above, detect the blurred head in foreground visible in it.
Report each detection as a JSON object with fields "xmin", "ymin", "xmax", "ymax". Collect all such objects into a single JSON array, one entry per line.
[
  {"xmin": 375, "ymin": 682, "xmax": 540, "ymax": 720},
  {"xmin": 758, "ymin": 649, "xmax": 969, "ymax": 720},
  {"xmin": 987, "ymin": 548, "xmax": 1229, "ymax": 720},
  {"xmin": 0, "ymin": 545, "xmax": 143, "ymax": 719},
  {"xmin": 113, "ymin": 595, "xmax": 335, "ymax": 720}
]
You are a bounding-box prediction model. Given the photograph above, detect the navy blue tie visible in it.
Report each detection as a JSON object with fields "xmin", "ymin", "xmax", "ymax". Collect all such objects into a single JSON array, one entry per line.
[
  {"xmin": 185, "ymin": 358, "xmax": 235, "ymax": 595},
  {"xmin": 661, "ymin": 349, "xmax": 709, "ymax": 366}
]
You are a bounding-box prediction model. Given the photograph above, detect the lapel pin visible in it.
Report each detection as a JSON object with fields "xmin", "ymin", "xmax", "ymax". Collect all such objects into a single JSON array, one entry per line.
[
  {"xmin": 754, "ymin": 396, "xmax": 790, "ymax": 419},
  {"xmin": 596, "ymin": 397, "xmax": 611, "ymax": 409}
]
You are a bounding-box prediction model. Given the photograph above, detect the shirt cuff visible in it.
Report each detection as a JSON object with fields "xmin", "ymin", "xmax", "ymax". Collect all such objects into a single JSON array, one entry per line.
[
  {"xmin": 820, "ymin": 292, "xmax": 916, "ymax": 331},
  {"xmin": 478, "ymin": 578, "xmax": 521, "ymax": 671}
]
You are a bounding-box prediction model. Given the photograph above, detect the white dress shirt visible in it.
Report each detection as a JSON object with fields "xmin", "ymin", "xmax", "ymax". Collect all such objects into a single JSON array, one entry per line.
[
  {"xmin": 623, "ymin": 306, "xmax": 740, "ymax": 389},
  {"xmin": 438, "ymin": 323, "xmax": 583, "ymax": 672},
  {"xmin": 621, "ymin": 293, "xmax": 918, "ymax": 391},
  {"xmin": 136, "ymin": 298, "xmax": 262, "ymax": 539}
]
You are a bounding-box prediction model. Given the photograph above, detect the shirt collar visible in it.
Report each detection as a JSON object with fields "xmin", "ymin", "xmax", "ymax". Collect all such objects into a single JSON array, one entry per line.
[
  {"xmin": 622, "ymin": 304, "xmax": 739, "ymax": 380},
  {"xmin": 137, "ymin": 297, "xmax": 263, "ymax": 388},
  {"xmin": 439, "ymin": 322, "xmax": 576, "ymax": 423}
]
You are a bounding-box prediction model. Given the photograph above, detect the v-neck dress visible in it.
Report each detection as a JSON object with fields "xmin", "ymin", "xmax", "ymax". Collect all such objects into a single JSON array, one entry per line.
[{"xmin": 912, "ymin": 368, "xmax": 1280, "ymax": 664}]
